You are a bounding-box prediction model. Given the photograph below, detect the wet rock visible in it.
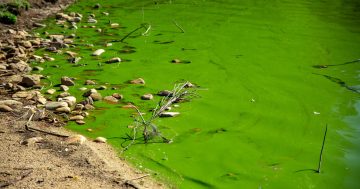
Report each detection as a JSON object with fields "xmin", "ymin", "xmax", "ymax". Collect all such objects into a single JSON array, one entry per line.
[
  {"xmin": 55, "ymin": 106, "xmax": 71, "ymax": 113},
  {"xmin": 21, "ymin": 137, "xmax": 43, "ymax": 146},
  {"xmin": 61, "ymin": 76, "xmax": 75, "ymax": 86},
  {"xmin": 60, "ymin": 85, "xmax": 69, "ymax": 91},
  {"xmin": 60, "ymin": 96, "xmax": 77, "ymax": 107},
  {"xmin": 0, "ymin": 104, "xmax": 13, "ymax": 112},
  {"xmin": 85, "ymin": 80, "xmax": 96, "ymax": 85},
  {"xmin": 57, "ymin": 92, "xmax": 70, "ymax": 98},
  {"xmin": 94, "ymin": 137, "xmax": 107, "ymax": 143},
  {"xmin": 106, "ymin": 57, "xmax": 121, "ymax": 63},
  {"xmin": 45, "ymin": 101, "xmax": 68, "ymax": 110},
  {"xmin": 129, "ymin": 78, "xmax": 145, "ymax": 84},
  {"xmin": 112, "ymin": 93, "xmax": 123, "ymax": 99},
  {"xmin": 66, "ymin": 135, "xmax": 86, "ymax": 145},
  {"xmin": 90, "ymin": 92, "xmax": 102, "ymax": 101},
  {"xmin": 141, "ymin": 94, "xmax": 153, "ymax": 100},
  {"xmin": 103, "ymin": 96, "xmax": 118, "ymax": 103},
  {"xmin": 159, "ymin": 112, "xmax": 180, "ymax": 117},
  {"xmin": 76, "ymin": 120, "xmax": 85, "ymax": 125},
  {"xmin": 91, "ymin": 49, "xmax": 105, "ymax": 56},
  {"xmin": 46, "ymin": 89, "xmax": 56, "ymax": 94},
  {"xmin": 157, "ymin": 90, "xmax": 173, "ymax": 97},
  {"xmin": 69, "ymin": 115, "xmax": 84, "ymax": 121},
  {"xmin": 20, "ymin": 75, "xmax": 41, "ymax": 87}
]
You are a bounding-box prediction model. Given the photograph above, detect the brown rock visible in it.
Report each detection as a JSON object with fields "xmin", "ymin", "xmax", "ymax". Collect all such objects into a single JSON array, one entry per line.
[
  {"xmin": 55, "ymin": 106, "xmax": 71, "ymax": 113},
  {"xmin": 66, "ymin": 135, "xmax": 86, "ymax": 145},
  {"xmin": 94, "ymin": 137, "xmax": 107, "ymax": 143},
  {"xmin": 85, "ymin": 80, "xmax": 96, "ymax": 85},
  {"xmin": 21, "ymin": 137, "xmax": 43, "ymax": 146},
  {"xmin": 76, "ymin": 120, "xmax": 85, "ymax": 125},
  {"xmin": 69, "ymin": 115, "xmax": 84, "ymax": 121},
  {"xmin": 84, "ymin": 104, "xmax": 95, "ymax": 110},
  {"xmin": 141, "ymin": 94, "xmax": 153, "ymax": 100},
  {"xmin": 112, "ymin": 93, "xmax": 123, "ymax": 99},
  {"xmin": 46, "ymin": 89, "xmax": 56, "ymax": 94},
  {"xmin": 57, "ymin": 92, "xmax": 70, "ymax": 98},
  {"xmin": 60, "ymin": 85, "xmax": 69, "ymax": 91},
  {"xmin": 106, "ymin": 57, "xmax": 121, "ymax": 63},
  {"xmin": 90, "ymin": 93, "xmax": 102, "ymax": 101},
  {"xmin": 157, "ymin": 90, "xmax": 173, "ymax": 97},
  {"xmin": 20, "ymin": 75, "xmax": 41, "ymax": 87},
  {"xmin": 61, "ymin": 76, "xmax": 75, "ymax": 86},
  {"xmin": 103, "ymin": 96, "xmax": 118, "ymax": 104},
  {"xmin": 0, "ymin": 104, "xmax": 13, "ymax": 112}
]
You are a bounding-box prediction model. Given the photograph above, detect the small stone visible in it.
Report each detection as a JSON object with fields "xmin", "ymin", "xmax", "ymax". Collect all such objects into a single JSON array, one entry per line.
[
  {"xmin": 141, "ymin": 94, "xmax": 153, "ymax": 100},
  {"xmin": 122, "ymin": 104, "xmax": 136, "ymax": 109},
  {"xmin": 37, "ymin": 96, "xmax": 47, "ymax": 105},
  {"xmin": 110, "ymin": 23, "xmax": 119, "ymax": 28},
  {"xmin": 22, "ymin": 41, "xmax": 32, "ymax": 48},
  {"xmin": 55, "ymin": 106, "xmax": 71, "ymax": 113},
  {"xmin": 75, "ymin": 104, "xmax": 84, "ymax": 110},
  {"xmin": 105, "ymin": 43, "xmax": 112, "ymax": 47},
  {"xmin": 0, "ymin": 105, "xmax": 13, "ymax": 112},
  {"xmin": 76, "ymin": 120, "xmax": 85, "ymax": 125},
  {"xmin": 0, "ymin": 100, "xmax": 23, "ymax": 108},
  {"xmin": 106, "ymin": 57, "xmax": 121, "ymax": 63},
  {"xmin": 103, "ymin": 96, "xmax": 118, "ymax": 103},
  {"xmin": 69, "ymin": 115, "xmax": 84, "ymax": 121},
  {"xmin": 60, "ymin": 85, "xmax": 69, "ymax": 91},
  {"xmin": 87, "ymin": 128, "xmax": 93, "ymax": 132},
  {"xmin": 90, "ymin": 93, "xmax": 102, "ymax": 101},
  {"xmin": 173, "ymin": 104, "xmax": 180, "ymax": 108},
  {"xmin": 85, "ymin": 80, "xmax": 96, "ymax": 85},
  {"xmin": 94, "ymin": 3, "xmax": 101, "ymax": 9},
  {"xmin": 66, "ymin": 135, "xmax": 86, "ymax": 145},
  {"xmin": 112, "ymin": 93, "xmax": 123, "ymax": 99},
  {"xmin": 57, "ymin": 92, "xmax": 70, "ymax": 98},
  {"xmin": 82, "ymin": 112, "xmax": 90, "ymax": 117},
  {"xmin": 88, "ymin": 18, "xmax": 97, "ymax": 23},
  {"xmin": 91, "ymin": 49, "xmax": 105, "ymax": 56},
  {"xmin": 45, "ymin": 101, "xmax": 68, "ymax": 110},
  {"xmin": 60, "ymin": 96, "xmax": 77, "ymax": 107},
  {"xmin": 21, "ymin": 137, "xmax": 43, "ymax": 146},
  {"xmin": 84, "ymin": 104, "xmax": 95, "ymax": 110},
  {"xmin": 96, "ymin": 28, "xmax": 102, "ymax": 32},
  {"xmin": 97, "ymin": 85, "xmax": 107, "ymax": 90},
  {"xmin": 159, "ymin": 112, "xmax": 180, "ymax": 117},
  {"xmin": 33, "ymin": 66, "xmax": 44, "ymax": 71},
  {"xmin": 157, "ymin": 90, "xmax": 173, "ymax": 97},
  {"xmin": 46, "ymin": 89, "xmax": 56, "ymax": 94},
  {"xmin": 94, "ymin": 137, "xmax": 106, "ymax": 143},
  {"xmin": 171, "ymin": 59, "xmax": 181, "ymax": 63},
  {"xmin": 129, "ymin": 78, "xmax": 145, "ymax": 84},
  {"xmin": 61, "ymin": 76, "xmax": 75, "ymax": 86},
  {"xmin": 102, "ymin": 12, "xmax": 109, "ymax": 16},
  {"xmin": 20, "ymin": 75, "xmax": 41, "ymax": 87}
]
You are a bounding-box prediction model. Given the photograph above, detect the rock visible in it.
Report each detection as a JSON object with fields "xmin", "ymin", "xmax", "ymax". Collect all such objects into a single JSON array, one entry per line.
[
  {"xmin": 65, "ymin": 51, "xmax": 77, "ymax": 57},
  {"xmin": 57, "ymin": 92, "xmax": 70, "ymax": 98},
  {"xmin": 94, "ymin": 137, "xmax": 106, "ymax": 143},
  {"xmin": 105, "ymin": 43, "xmax": 112, "ymax": 47},
  {"xmin": 60, "ymin": 96, "xmax": 77, "ymax": 107},
  {"xmin": 129, "ymin": 78, "xmax": 145, "ymax": 84},
  {"xmin": 49, "ymin": 34, "xmax": 65, "ymax": 41},
  {"xmin": 159, "ymin": 112, "xmax": 180, "ymax": 117},
  {"xmin": 110, "ymin": 23, "xmax": 119, "ymax": 28},
  {"xmin": 46, "ymin": 89, "xmax": 56, "ymax": 94},
  {"xmin": 90, "ymin": 93, "xmax": 102, "ymax": 101},
  {"xmin": 55, "ymin": 106, "xmax": 71, "ymax": 113},
  {"xmin": 45, "ymin": 101, "xmax": 68, "ymax": 110},
  {"xmin": 157, "ymin": 90, "xmax": 173, "ymax": 97},
  {"xmin": 171, "ymin": 59, "xmax": 181, "ymax": 63},
  {"xmin": 0, "ymin": 100, "xmax": 23, "ymax": 108},
  {"xmin": 69, "ymin": 115, "xmax": 84, "ymax": 121},
  {"xmin": 66, "ymin": 135, "xmax": 86, "ymax": 145},
  {"xmin": 103, "ymin": 96, "xmax": 118, "ymax": 103},
  {"xmin": 37, "ymin": 96, "xmax": 47, "ymax": 105},
  {"xmin": 33, "ymin": 23, "xmax": 46, "ymax": 27},
  {"xmin": 112, "ymin": 93, "xmax": 123, "ymax": 99},
  {"xmin": 85, "ymin": 80, "xmax": 96, "ymax": 85},
  {"xmin": 60, "ymin": 85, "xmax": 69, "ymax": 91},
  {"xmin": 76, "ymin": 120, "xmax": 85, "ymax": 125},
  {"xmin": 22, "ymin": 41, "xmax": 32, "ymax": 48},
  {"xmin": 185, "ymin": 82, "xmax": 195, "ymax": 88},
  {"xmin": 87, "ymin": 18, "xmax": 97, "ymax": 23},
  {"xmin": 61, "ymin": 76, "xmax": 75, "ymax": 86},
  {"xmin": 87, "ymin": 128, "xmax": 93, "ymax": 132},
  {"xmin": 75, "ymin": 104, "xmax": 84, "ymax": 110},
  {"xmin": 106, "ymin": 57, "xmax": 121, "ymax": 63},
  {"xmin": 21, "ymin": 137, "xmax": 43, "ymax": 146},
  {"xmin": 73, "ymin": 17, "xmax": 82, "ymax": 22},
  {"xmin": 94, "ymin": 3, "xmax": 101, "ymax": 9},
  {"xmin": 97, "ymin": 85, "xmax": 106, "ymax": 90},
  {"xmin": 9, "ymin": 61, "xmax": 31, "ymax": 72},
  {"xmin": 0, "ymin": 105, "xmax": 13, "ymax": 112},
  {"xmin": 20, "ymin": 75, "xmax": 41, "ymax": 87},
  {"xmin": 82, "ymin": 112, "xmax": 89, "ymax": 117},
  {"xmin": 84, "ymin": 104, "xmax": 95, "ymax": 110},
  {"xmin": 33, "ymin": 66, "xmax": 44, "ymax": 71},
  {"xmin": 141, "ymin": 94, "xmax": 153, "ymax": 100},
  {"xmin": 91, "ymin": 49, "xmax": 105, "ymax": 56},
  {"xmin": 122, "ymin": 104, "xmax": 136, "ymax": 109}
]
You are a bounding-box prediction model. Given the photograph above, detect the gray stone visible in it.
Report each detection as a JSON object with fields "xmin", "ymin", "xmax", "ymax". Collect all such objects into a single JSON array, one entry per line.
[
  {"xmin": 45, "ymin": 101, "xmax": 68, "ymax": 110},
  {"xmin": 55, "ymin": 106, "xmax": 71, "ymax": 113}
]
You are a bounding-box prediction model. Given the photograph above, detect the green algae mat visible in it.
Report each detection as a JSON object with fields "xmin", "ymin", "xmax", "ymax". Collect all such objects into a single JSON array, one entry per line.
[{"xmin": 33, "ymin": 0, "xmax": 360, "ymax": 188}]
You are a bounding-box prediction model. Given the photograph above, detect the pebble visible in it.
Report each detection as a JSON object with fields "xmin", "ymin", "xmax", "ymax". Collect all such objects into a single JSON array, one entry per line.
[
  {"xmin": 57, "ymin": 92, "xmax": 70, "ymax": 98},
  {"xmin": 0, "ymin": 100, "xmax": 23, "ymax": 108},
  {"xmin": 106, "ymin": 57, "xmax": 121, "ymax": 63},
  {"xmin": 79, "ymin": 87, "xmax": 87, "ymax": 91},
  {"xmin": 87, "ymin": 128, "xmax": 93, "ymax": 132},
  {"xmin": 103, "ymin": 96, "xmax": 118, "ymax": 103},
  {"xmin": 171, "ymin": 59, "xmax": 181, "ymax": 63},
  {"xmin": 90, "ymin": 93, "xmax": 102, "ymax": 101},
  {"xmin": 21, "ymin": 137, "xmax": 43, "ymax": 146},
  {"xmin": 33, "ymin": 66, "xmax": 44, "ymax": 71},
  {"xmin": 85, "ymin": 80, "xmax": 96, "ymax": 85},
  {"xmin": 55, "ymin": 106, "xmax": 71, "ymax": 113},
  {"xmin": 20, "ymin": 75, "xmax": 41, "ymax": 87},
  {"xmin": 157, "ymin": 90, "xmax": 173, "ymax": 97},
  {"xmin": 61, "ymin": 76, "xmax": 75, "ymax": 86},
  {"xmin": 159, "ymin": 112, "xmax": 180, "ymax": 117},
  {"xmin": 87, "ymin": 18, "xmax": 97, "ymax": 23},
  {"xmin": 76, "ymin": 120, "xmax": 85, "ymax": 125},
  {"xmin": 84, "ymin": 104, "xmax": 95, "ymax": 110},
  {"xmin": 112, "ymin": 93, "xmax": 123, "ymax": 99},
  {"xmin": 69, "ymin": 115, "xmax": 84, "ymax": 121},
  {"xmin": 97, "ymin": 85, "xmax": 107, "ymax": 90},
  {"xmin": 129, "ymin": 78, "xmax": 145, "ymax": 84},
  {"xmin": 110, "ymin": 23, "xmax": 119, "ymax": 28},
  {"xmin": 60, "ymin": 96, "xmax": 77, "ymax": 106},
  {"xmin": 91, "ymin": 49, "xmax": 105, "ymax": 56},
  {"xmin": 102, "ymin": 12, "xmax": 109, "ymax": 16},
  {"xmin": 66, "ymin": 135, "xmax": 86, "ymax": 145},
  {"xmin": 94, "ymin": 137, "xmax": 107, "ymax": 143},
  {"xmin": 141, "ymin": 94, "xmax": 153, "ymax": 100},
  {"xmin": 75, "ymin": 104, "xmax": 84, "ymax": 110},
  {"xmin": 60, "ymin": 85, "xmax": 69, "ymax": 91},
  {"xmin": 0, "ymin": 104, "xmax": 13, "ymax": 112}
]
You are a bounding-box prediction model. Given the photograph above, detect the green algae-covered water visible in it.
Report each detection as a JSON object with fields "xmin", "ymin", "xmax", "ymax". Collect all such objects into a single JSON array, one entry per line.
[{"xmin": 34, "ymin": 0, "xmax": 360, "ymax": 188}]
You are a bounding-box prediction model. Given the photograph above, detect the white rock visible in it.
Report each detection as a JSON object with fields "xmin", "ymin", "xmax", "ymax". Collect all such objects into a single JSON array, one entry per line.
[
  {"xmin": 106, "ymin": 57, "xmax": 121, "ymax": 63},
  {"xmin": 94, "ymin": 137, "xmax": 107, "ymax": 143},
  {"xmin": 46, "ymin": 89, "xmax": 56, "ymax": 94},
  {"xmin": 61, "ymin": 96, "xmax": 77, "ymax": 107},
  {"xmin": 91, "ymin": 49, "xmax": 105, "ymax": 56}
]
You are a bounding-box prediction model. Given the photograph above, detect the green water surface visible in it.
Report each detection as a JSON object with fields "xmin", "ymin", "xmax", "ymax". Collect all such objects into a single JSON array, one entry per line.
[{"xmin": 33, "ymin": 0, "xmax": 360, "ymax": 188}]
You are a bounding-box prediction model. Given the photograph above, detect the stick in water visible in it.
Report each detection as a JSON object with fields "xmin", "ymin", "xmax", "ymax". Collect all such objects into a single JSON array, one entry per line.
[{"xmin": 317, "ymin": 124, "xmax": 328, "ymax": 173}]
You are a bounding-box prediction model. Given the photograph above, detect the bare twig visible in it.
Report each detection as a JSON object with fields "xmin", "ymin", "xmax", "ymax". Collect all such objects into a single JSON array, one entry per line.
[
  {"xmin": 316, "ymin": 124, "xmax": 328, "ymax": 173},
  {"xmin": 172, "ymin": 19, "xmax": 185, "ymax": 33}
]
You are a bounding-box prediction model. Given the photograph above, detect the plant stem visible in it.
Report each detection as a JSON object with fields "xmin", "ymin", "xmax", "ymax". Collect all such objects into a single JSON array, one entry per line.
[{"xmin": 317, "ymin": 124, "xmax": 328, "ymax": 173}]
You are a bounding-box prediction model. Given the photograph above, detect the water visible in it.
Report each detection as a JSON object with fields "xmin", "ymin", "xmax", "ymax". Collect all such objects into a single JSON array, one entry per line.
[{"xmin": 34, "ymin": 0, "xmax": 360, "ymax": 188}]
